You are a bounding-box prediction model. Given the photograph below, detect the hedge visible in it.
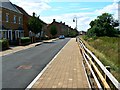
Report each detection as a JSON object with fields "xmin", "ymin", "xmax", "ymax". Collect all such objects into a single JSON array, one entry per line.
[
  {"xmin": 20, "ymin": 37, "xmax": 31, "ymax": 45},
  {"xmin": 0, "ymin": 39, "xmax": 9, "ymax": 51}
]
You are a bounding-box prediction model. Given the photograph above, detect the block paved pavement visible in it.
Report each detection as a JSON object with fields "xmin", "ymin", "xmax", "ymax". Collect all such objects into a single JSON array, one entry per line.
[{"xmin": 31, "ymin": 38, "xmax": 90, "ymax": 89}]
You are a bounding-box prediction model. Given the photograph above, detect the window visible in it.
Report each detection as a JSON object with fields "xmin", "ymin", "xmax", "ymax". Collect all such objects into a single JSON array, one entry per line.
[
  {"xmin": 14, "ymin": 15, "xmax": 16, "ymax": 23},
  {"xmin": 6, "ymin": 13, "xmax": 9, "ymax": 22},
  {"xmin": 19, "ymin": 17, "xmax": 21, "ymax": 24}
]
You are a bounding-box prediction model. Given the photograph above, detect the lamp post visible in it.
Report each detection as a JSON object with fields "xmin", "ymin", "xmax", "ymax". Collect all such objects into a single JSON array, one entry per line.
[
  {"xmin": 73, "ymin": 17, "xmax": 77, "ymax": 30},
  {"xmin": 73, "ymin": 17, "xmax": 78, "ymax": 42}
]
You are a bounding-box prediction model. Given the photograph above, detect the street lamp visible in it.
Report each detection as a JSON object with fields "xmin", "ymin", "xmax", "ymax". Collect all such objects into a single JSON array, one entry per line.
[
  {"xmin": 73, "ymin": 17, "xmax": 78, "ymax": 42},
  {"xmin": 73, "ymin": 17, "xmax": 77, "ymax": 30}
]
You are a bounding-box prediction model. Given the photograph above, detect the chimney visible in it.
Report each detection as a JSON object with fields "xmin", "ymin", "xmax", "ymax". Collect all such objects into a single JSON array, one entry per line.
[
  {"xmin": 53, "ymin": 19, "xmax": 56, "ymax": 22},
  {"xmin": 33, "ymin": 12, "xmax": 35, "ymax": 17}
]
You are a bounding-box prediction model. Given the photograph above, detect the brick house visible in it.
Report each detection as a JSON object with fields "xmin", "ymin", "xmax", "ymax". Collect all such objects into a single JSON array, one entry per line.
[
  {"xmin": 46, "ymin": 19, "xmax": 70, "ymax": 38},
  {"xmin": 14, "ymin": 5, "xmax": 31, "ymax": 37},
  {"xmin": 14, "ymin": 5, "xmax": 48, "ymax": 39},
  {"xmin": 46, "ymin": 19, "xmax": 78, "ymax": 38},
  {"xmin": 0, "ymin": 0, "xmax": 24, "ymax": 42}
]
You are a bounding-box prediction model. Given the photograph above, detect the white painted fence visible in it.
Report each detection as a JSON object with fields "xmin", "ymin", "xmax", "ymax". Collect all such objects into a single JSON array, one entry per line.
[{"xmin": 77, "ymin": 37, "xmax": 120, "ymax": 90}]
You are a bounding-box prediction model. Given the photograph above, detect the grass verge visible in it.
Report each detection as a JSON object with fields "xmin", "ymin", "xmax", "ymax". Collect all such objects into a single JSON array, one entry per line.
[{"xmin": 80, "ymin": 35, "xmax": 120, "ymax": 82}]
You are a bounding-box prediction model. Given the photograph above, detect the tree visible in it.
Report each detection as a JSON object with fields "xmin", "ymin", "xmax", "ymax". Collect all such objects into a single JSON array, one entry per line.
[
  {"xmin": 50, "ymin": 25, "xmax": 57, "ymax": 37},
  {"xmin": 87, "ymin": 13, "xmax": 119, "ymax": 37},
  {"xmin": 28, "ymin": 12, "xmax": 42, "ymax": 36}
]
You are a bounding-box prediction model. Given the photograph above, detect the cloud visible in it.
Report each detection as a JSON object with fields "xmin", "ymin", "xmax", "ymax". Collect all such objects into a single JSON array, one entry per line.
[
  {"xmin": 94, "ymin": 2, "xmax": 118, "ymax": 20},
  {"xmin": 95, "ymin": 2, "xmax": 118, "ymax": 14},
  {"xmin": 9, "ymin": 0, "xmax": 119, "ymax": 31},
  {"xmin": 41, "ymin": 1, "xmax": 118, "ymax": 31},
  {"xmin": 51, "ymin": 7, "xmax": 63, "ymax": 11},
  {"xmin": 79, "ymin": 8, "xmax": 91, "ymax": 10},
  {"xmin": 40, "ymin": 12, "xmax": 94, "ymax": 31},
  {"xmin": 10, "ymin": 0, "xmax": 51, "ymax": 15}
]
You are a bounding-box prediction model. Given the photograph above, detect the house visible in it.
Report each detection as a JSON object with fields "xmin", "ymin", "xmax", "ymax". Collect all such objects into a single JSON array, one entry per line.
[
  {"xmin": 14, "ymin": 5, "xmax": 31, "ymax": 37},
  {"xmin": 0, "ymin": 0, "xmax": 24, "ymax": 43},
  {"xmin": 46, "ymin": 19, "xmax": 61, "ymax": 38},
  {"xmin": 14, "ymin": 6, "xmax": 48, "ymax": 39},
  {"xmin": 46, "ymin": 19, "xmax": 71, "ymax": 38},
  {"xmin": 38, "ymin": 18, "xmax": 47, "ymax": 38}
]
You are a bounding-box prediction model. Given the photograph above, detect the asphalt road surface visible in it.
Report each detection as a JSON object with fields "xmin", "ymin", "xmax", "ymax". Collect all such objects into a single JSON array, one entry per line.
[{"xmin": 2, "ymin": 38, "xmax": 70, "ymax": 89}]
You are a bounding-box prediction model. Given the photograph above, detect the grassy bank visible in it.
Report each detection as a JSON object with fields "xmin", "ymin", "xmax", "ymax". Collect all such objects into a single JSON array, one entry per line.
[{"xmin": 81, "ymin": 35, "xmax": 120, "ymax": 82}]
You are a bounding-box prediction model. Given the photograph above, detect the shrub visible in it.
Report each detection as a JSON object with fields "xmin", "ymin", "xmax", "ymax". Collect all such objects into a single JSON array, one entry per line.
[
  {"xmin": 81, "ymin": 36, "xmax": 120, "ymax": 82},
  {"xmin": 0, "ymin": 39, "xmax": 9, "ymax": 51},
  {"xmin": 20, "ymin": 37, "xmax": 31, "ymax": 45},
  {"xmin": 50, "ymin": 25, "xmax": 57, "ymax": 37}
]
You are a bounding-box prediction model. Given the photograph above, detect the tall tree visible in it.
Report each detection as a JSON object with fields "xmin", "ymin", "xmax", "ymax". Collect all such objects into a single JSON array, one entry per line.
[
  {"xmin": 28, "ymin": 12, "xmax": 42, "ymax": 36},
  {"xmin": 87, "ymin": 13, "xmax": 119, "ymax": 37}
]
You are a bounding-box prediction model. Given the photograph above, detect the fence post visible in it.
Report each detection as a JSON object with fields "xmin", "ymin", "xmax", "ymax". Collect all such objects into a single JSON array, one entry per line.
[
  {"xmin": 104, "ymin": 66, "xmax": 111, "ymax": 89},
  {"xmin": 76, "ymin": 37, "xmax": 77, "ymax": 42}
]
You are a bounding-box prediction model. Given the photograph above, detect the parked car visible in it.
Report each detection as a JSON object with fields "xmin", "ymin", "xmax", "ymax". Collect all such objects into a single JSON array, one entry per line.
[{"xmin": 59, "ymin": 35, "xmax": 65, "ymax": 39}]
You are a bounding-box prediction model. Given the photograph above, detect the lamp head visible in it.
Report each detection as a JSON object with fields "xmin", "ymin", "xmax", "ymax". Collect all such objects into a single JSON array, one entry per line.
[{"xmin": 73, "ymin": 19, "xmax": 75, "ymax": 22}]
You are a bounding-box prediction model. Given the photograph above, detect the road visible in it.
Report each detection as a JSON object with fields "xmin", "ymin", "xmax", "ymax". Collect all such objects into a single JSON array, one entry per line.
[{"xmin": 2, "ymin": 38, "xmax": 70, "ymax": 89}]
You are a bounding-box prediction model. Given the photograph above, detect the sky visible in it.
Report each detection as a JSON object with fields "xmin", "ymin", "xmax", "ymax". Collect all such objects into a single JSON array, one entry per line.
[{"xmin": 9, "ymin": 0, "xmax": 119, "ymax": 31}]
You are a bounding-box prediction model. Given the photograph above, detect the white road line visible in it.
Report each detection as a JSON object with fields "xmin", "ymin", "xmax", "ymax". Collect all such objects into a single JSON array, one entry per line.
[{"xmin": 25, "ymin": 39, "xmax": 71, "ymax": 90}]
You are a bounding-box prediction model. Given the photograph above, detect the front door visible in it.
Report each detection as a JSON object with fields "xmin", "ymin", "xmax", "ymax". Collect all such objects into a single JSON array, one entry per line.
[
  {"xmin": 8, "ymin": 30, "xmax": 12, "ymax": 40},
  {"xmin": 12, "ymin": 31, "xmax": 15, "ymax": 41}
]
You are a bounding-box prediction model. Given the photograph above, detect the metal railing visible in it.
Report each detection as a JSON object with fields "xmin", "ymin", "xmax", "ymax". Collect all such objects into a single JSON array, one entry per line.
[{"xmin": 77, "ymin": 37, "xmax": 120, "ymax": 90}]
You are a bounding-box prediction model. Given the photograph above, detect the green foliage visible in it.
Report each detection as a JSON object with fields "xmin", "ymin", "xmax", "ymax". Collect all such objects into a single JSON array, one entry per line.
[
  {"xmin": 20, "ymin": 37, "xmax": 31, "ymax": 45},
  {"xmin": 0, "ymin": 39, "xmax": 9, "ymax": 50},
  {"xmin": 87, "ymin": 13, "xmax": 119, "ymax": 37},
  {"xmin": 28, "ymin": 13, "xmax": 42, "ymax": 35},
  {"xmin": 69, "ymin": 30, "xmax": 77, "ymax": 37},
  {"xmin": 50, "ymin": 25, "xmax": 57, "ymax": 36},
  {"xmin": 82, "ymin": 36, "xmax": 120, "ymax": 82}
]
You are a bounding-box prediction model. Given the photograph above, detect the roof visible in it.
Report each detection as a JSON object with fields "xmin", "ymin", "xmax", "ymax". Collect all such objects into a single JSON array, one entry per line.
[
  {"xmin": 14, "ymin": 4, "xmax": 30, "ymax": 17},
  {"xmin": 0, "ymin": 0, "xmax": 22, "ymax": 14}
]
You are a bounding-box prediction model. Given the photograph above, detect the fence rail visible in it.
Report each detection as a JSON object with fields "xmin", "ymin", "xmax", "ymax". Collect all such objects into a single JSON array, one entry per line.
[{"xmin": 77, "ymin": 37, "xmax": 120, "ymax": 90}]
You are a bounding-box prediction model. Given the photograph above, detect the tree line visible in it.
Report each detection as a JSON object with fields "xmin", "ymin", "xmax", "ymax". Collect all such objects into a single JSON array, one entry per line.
[{"xmin": 87, "ymin": 13, "xmax": 119, "ymax": 37}]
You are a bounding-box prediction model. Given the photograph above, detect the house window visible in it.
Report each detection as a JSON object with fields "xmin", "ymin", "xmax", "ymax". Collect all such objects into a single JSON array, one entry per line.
[
  {"xmin": 14, "ymin": 15, "xmax": 16, "ymax": 23},
  {"xmin": 6, "ymin": 13, "xmax": 9, "ymax": 22},
  {"xmin": 19, "ymin": 17, "xmax": 21, "ymax": 24}
]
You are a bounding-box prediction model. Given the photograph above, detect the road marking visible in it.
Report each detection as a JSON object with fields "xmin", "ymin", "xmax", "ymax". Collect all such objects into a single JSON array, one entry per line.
[
  {"xmin": 17, "ymin": 65, "xmax": 32, "ymax": 70},
  {"xmin": 25, "ymin": 39, "xmax": 70, "ymax": 89}
]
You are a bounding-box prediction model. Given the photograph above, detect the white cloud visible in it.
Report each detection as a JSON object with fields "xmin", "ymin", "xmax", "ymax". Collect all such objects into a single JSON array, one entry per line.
[
  {"xmin": 9, "ymin": 0, "xmax": 119, "ymax": 31},
  {"xmin": 95, "ymin": 2, "xmax": 118, "ymax": 16},
  {"xmin": 10, "ymin": 0, "xmax": 51, "ymax": 15},
  {"xmin": 40, "ymin": 12, "xmax": 94, "ymax": 31},
  {"xmin": 41, "ymin": 1, "xmax": 118, "ymax": 31},
  {"xmin": 79, "ymin": 8, "xmax": 91, "ymax": 10}
]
